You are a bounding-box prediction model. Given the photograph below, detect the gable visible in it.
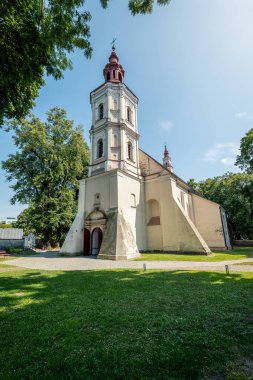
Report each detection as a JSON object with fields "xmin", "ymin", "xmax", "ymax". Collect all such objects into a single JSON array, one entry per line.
[{"xmin": 139, "ymin": 149, "xmax": 165, "ymax": 176}]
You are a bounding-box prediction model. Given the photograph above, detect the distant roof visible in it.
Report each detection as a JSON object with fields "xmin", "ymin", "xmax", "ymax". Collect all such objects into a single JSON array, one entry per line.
[{"xmin": 0, "ymin": 228, "xmax": 24, "ymax": 240}]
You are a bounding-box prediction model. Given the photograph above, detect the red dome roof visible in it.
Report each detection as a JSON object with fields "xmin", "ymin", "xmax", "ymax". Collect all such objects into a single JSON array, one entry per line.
[{"xmin": 103, "ymin": 47, "xmax": 125, "ymax": 84}]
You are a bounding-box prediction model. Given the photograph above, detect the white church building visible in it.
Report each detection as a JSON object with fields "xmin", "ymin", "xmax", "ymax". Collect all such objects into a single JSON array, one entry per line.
[{"xmin": 61, "ymin": 46, "xmax": 231, "ymax": 259}]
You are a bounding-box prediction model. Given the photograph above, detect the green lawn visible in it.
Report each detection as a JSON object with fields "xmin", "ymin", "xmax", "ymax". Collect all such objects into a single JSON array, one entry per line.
[
  {"xmin": 137, "ymin": 247, "xmax": 253, "ymax": 261},
  {"xmin": 233, "ymin": 261, "xmax": 253, "ymax": 266},
  {"xmin": 0, "ymin": 266, "xmax": 252, "ymax": 379},
  {"xmin": 0, "ymin": 257, "xmax": 16, "ymax": 261},
  {"xmin": 0, "ymin": 258, "xmax": 19, "ymax": 272}
]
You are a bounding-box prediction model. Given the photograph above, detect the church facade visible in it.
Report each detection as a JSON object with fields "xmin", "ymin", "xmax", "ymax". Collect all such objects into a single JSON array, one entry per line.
[{"xmin": 61, "ymin": 47, "xmax": 231, "ymax": 259}]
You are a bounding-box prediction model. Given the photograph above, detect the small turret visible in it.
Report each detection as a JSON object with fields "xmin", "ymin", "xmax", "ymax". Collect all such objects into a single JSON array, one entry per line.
[{"xmin": 163, "ymin": 145, "xmax": 173, "ymax": 172}]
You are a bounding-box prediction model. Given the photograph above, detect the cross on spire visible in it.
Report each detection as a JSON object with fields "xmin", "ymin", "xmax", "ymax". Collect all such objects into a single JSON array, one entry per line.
[
  {"xmin": 103, "ymin": 39, "xmax": 124, "ymax": 83},
  {"xmin": 111, "ymin": 38, "xmax": 117, "ymax": 50}
]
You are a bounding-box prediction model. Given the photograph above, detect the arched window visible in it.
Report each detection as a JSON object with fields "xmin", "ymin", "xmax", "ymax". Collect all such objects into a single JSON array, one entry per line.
[
  {"xmin": 97, "ymin": 139, "xmax": 103, "ymax": 158},
  {"xmin": 94, "ymin": 193, "xmax": 101, "ymax": 205},
  {"xmin": 131, "ymin": 193, "xmax": 136, "ymax": 208},
  {"xmin": 107, "ymin": 72, "xmax": 110, "ymax": 81},
  {"xmin": 119, "ymin": 73, "xmax": 122, "ymax": 82},
  {"xmin": 127, "ymin": 106, "xmax": 131, "ymax": 123},
  {"xmin": 113, "ymin": 70, "xmax": 116, "ymax": 79},
  {"xmin": 127, "ymin": 141, "xmax": 133, "ymax": 161},
  {"xmin": 180, "ymin": 191, "xmax": 185, "ymax": 209},
  {"xmin": 147, "ymin": 199, "xmax": 160, "ymax": 225},
  {"xmin": 99, "ymin": 103, "xmax": 104, "ymax": 120}
]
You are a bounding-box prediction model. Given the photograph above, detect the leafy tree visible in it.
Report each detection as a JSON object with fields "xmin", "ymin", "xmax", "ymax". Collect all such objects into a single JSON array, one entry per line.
[
  {"xmin": 0, "ymin": 0, "xmax": 92, "ymax": 126},
  {"xmin": 15, "ymin": 209, "xmax": 33, "ymax": 236},
  {"xmin": 101, "ymin": 0, "xmax": 171, "ymax": 15},
  {"xmin": 0, "ymin": 223, "xmax": 15, "ymax": 228},
  {"xmin": 2, "ymin": 108, "xmax": 89, "ymax": 247},
  {"xmin": 187, "ymin": 178, "xmax": 198, "ymax": 190},
  {"xmin": 236, "ymin": 128, "xmax": 253, "ymax": 173},
  {"xmin": 0, "ymin": 0, "xmax": 171, "ymax": 126},
  {"xmin": 188, "ymin": 173, "xmax": 253, "ymax": 240}
]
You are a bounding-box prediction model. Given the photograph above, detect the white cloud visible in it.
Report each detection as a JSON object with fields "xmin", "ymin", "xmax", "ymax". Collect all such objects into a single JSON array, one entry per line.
[
  {"xmin": 203, "ymin": 142, "xmax": 239, "ymax": 166},
  {"xmin": 235, "ymin": 112, "xmax": 253, "ymax": 123},
  {"xmin": 220, "ymin": 157, "xmax": 235, "ymax": 165},
  {"xmin": 159, "ymin": 120, "xmax": 173, "ymax": 131}
]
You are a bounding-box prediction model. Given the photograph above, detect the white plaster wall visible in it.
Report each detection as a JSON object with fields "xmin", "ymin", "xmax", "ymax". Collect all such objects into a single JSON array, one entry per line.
[
  {"xmin": 147, "ymin": 226, "xmax": 163, "ymax": 250},
  {"xmin": 61, "ymin": 170, "xmax": 121, "ymax": 255},
  {"xmin": 91, "ymin": 83, "xmax": 138, "ymax": 131},
  {"xmin": 90, "ymin": 82, "xmax": 139, "ymax": 177},
  {"xmin": 144, "ymin": 175, "xmax": 210, "ymax": 253},
  {"xmin": 109, "ymin": 92, "xmax": 120, "ymax": 123},
  {"xmin": 85, "ymin": 171, "xmax": 118, "ymax": 215},
  {"xmin": 171, "ymin": 180, "xmax": 191, "ymax": 218},
  {"xmin": 139, "ymin": 149, "xmax": 163, "ymax": 175},
  {"xmin": 117, "ymin": 171, "xmax": 146, "ymax": 250},
  {"xmin": 192, "ymin": 194, "xmax": 226, "ymax": 249},
  {"xmin": 144, "ymin": 177, "xmax": 163, "ymax": 250},
  {"xmin": 60, "ymin": 179, "xmax": 86, "ymax": 255}
]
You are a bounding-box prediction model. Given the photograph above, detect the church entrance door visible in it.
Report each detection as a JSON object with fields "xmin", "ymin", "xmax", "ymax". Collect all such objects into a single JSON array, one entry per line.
[
  {"xmin": 91, "ymin": 228, "xmax": 103, "ymax": 256},
  {"xmin": 83, "ymin": 228, "xmax": 91, "ymax": 256}
]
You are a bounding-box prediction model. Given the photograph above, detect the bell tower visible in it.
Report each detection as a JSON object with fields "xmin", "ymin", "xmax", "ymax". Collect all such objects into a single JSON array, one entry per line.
[
  {"xmin": 163, "ymin": 145, "xmax": 173, "ymax": 172},
  {"xmin": 89, "ymin": 46, "xmax": 140, "ymax": 177}
]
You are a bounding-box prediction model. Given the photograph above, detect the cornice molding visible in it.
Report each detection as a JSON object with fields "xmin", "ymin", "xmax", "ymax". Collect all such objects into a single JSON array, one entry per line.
[{"xmin": 90, "ymin": 121, "xmax": 139, "ymax": 139}]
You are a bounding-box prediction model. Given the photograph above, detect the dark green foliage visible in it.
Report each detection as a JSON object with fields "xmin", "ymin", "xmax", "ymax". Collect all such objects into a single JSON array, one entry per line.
[
  {"xmin": 188, "ymin": 173, "xmax": 253, "ymax": 240},
  {"xmin": 2, "ymin": 108, "xmax": 89, "ymax": 246},
  {"xmin": 0, "ymin": 268, "xmax": 252, "ymax": 379},
  {"xmin": 0, "ymin": 1, "xmax": 171, "ymax": 126},
  {"xmin": 187, "ymin": 178, "xmax": 199, "ymax": 190},
  {"xmin": 236, "ymin": 128, "xmax": 253, "ymax": 173},
  {"xmin": 0, "ymin": 223, "xmax": 15, "ymax": 228},
  {"xmin": 4, "ymin": 247, "xmax": 23, "ymax": 254},
  {"xmin": 0, "ymin": 0, "xmax": 92, "ymax": 125},
  {"xmin": 101, "ymin": 0, "xmax": 171, "ymax": 15}
]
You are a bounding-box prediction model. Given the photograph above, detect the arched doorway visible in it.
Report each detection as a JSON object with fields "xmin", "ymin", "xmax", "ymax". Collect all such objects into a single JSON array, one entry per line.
[
  {"xmin": 91, "ymin": 228, "xmax": 103, "ymax": 256},
  {"xmin": 83, "ymin": 228, "xmax": 90, "ymax": 256}
]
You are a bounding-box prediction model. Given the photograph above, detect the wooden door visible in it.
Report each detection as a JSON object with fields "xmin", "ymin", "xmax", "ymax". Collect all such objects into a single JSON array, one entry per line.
[
  {"xmin": 91, "ymin": 228, "xmax": 103, "ymax": 256},
  {"xmin": 83, "ymin": 228, "xmax": 90, "ymax": 256}
]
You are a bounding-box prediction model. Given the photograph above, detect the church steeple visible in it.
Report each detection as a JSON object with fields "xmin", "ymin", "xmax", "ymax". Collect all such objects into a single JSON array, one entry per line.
[
  {"xmin": 89, "ymin": 46, "xmax": 140, "ymax": 178},
  {"xmin": 163, "ymin": 145, "xmax": 173, "ymax": 172},
  {"xmin": 103, "ymin": 46, "xmax": 125, "ymax": 83}
]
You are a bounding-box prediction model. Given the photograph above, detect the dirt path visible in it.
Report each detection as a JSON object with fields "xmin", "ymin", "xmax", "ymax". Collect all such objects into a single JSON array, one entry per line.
[{"xmin": 1, "ymin": 252, "xmax": 253, "ymax": 272}]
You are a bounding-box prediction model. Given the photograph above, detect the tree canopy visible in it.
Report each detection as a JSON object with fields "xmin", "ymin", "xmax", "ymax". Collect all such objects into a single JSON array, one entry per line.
[
  {"xmin": 188, "ymin": 172, "xmax": 253, "ymax": 240},
  {"xmin": 2, "ymin": 108, "xmax": 89, "ymax": 246},
  {"xmin": 101, "ymin": 0, "xmax": 171, "ymax": 15},
  {"xmin": 0, "ymin": 0, "xmax": 171, "ymax": 126},
  {"xmin": 236, "ymin": 128, "xmax": 253, "ymax": 173},
  {"xmin": 0, "ymin": 0, "xmax": 92, "ymax": 126}
]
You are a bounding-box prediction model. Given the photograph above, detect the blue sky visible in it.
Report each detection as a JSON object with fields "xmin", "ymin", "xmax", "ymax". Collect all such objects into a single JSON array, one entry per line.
[{"xmin": 1, "ymin": 0, "xmax": 253, "ymax": 220}]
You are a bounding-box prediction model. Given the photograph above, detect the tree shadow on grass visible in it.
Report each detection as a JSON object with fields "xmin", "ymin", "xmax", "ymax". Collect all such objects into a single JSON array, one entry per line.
[{"xmin": 0, "ymin": 269, "xmax": 252, "ymax": 379}]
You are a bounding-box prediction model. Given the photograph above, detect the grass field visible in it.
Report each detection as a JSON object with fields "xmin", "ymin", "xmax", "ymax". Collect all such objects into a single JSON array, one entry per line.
[
  {"xmin": 137, "ymin": 247, "xmax": 253, "ymax": 262},
  {"xmin": 0, "ymin": 265, "xmax": 252, "ymax": 379},
  {"xmin": 233, "ymin": 261, "xmax": 253, "ymax": 266}
]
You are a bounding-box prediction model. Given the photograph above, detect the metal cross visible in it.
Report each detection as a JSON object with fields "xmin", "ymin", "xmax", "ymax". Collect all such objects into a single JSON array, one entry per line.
[{"xmin": 111, "ymin": 38, "xmax": 117, "ymax": 49}]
